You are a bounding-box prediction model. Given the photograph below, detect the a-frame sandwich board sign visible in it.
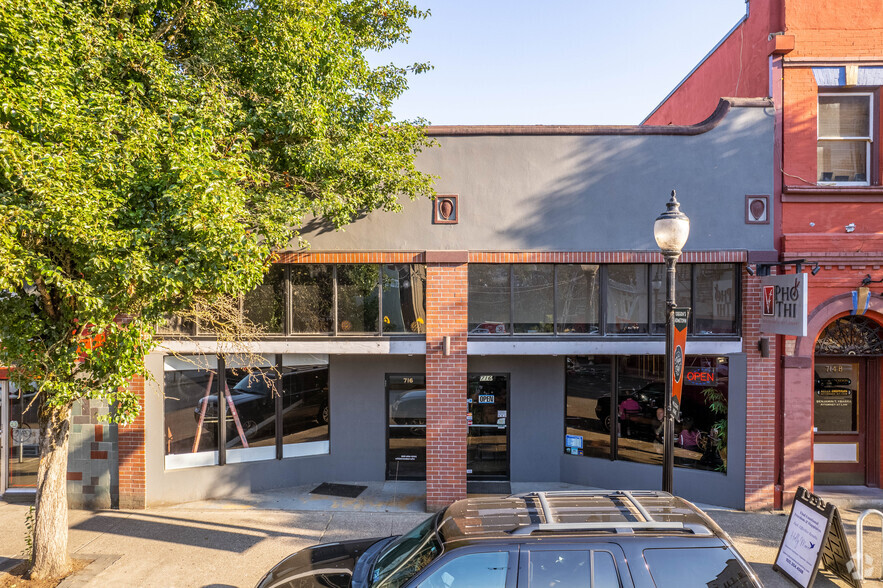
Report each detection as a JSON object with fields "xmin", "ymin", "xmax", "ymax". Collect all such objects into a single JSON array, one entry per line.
[{"xmin": 773, "ymin": 486, "xmax": 862, "ymax": 587}]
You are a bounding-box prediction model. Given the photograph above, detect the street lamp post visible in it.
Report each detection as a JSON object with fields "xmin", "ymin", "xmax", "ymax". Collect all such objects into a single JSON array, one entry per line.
[{"xmin": 654, "ymin": 190, "xmax": 690, "ymax": 494}]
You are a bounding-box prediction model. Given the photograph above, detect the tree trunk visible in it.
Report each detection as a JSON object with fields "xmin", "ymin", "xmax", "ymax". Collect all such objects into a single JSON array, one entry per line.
[{"xmin": 29, "ymin": 404, "xmax": 72, "ymax": 580}]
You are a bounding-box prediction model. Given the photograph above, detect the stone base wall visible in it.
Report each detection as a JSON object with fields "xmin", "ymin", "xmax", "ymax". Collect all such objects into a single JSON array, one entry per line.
[{"xmin": 66, "ymin": 399, "xmax": 118, "ymax": 509}]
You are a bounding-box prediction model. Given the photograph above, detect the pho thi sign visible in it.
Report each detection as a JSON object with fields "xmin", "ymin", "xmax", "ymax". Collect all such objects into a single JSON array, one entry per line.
[{"xmin": 760, "ymin": 274, "xmax": 808, "ymax": 336}]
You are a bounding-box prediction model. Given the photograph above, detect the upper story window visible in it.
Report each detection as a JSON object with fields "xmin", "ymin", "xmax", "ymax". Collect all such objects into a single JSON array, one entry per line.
[
  {"xmin": 468, "ymin": 263, "xmax": 739, "ymax": 337},
  {"xmin": 818, "ymin": 93, "xmax": 873, "ymax": 185},
  {"xmin": 159, "ymin": 264, "xmax": 427, "ymax": 337}
]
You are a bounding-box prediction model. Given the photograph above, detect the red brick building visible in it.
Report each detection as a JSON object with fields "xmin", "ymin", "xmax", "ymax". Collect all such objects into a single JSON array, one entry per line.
[{"xmin": 647, "ymin": 0, "xmax": 883, "ymax": 507}]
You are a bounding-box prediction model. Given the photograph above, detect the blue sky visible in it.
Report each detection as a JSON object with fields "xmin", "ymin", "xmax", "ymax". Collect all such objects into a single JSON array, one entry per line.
[{"xmin": 370, "ymin": 1, "xmax": 749, "ymax": 125}]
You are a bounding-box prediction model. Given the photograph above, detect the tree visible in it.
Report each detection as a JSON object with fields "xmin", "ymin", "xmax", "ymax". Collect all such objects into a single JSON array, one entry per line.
[{"xmin": 0, "ymin": 0, "xmax": 433, "ymax": 578}]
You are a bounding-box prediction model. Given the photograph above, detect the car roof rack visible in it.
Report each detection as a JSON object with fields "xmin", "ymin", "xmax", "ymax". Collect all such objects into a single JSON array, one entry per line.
[{"xmin": 509, "ymin": 490, "xmax": 711, "ymax": 536}]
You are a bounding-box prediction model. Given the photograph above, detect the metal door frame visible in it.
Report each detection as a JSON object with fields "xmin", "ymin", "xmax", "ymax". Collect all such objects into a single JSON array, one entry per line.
[
  {"xmin": 813, "ymin": 357, "xmax": 868, "ymax": 485},
  {"xmin": 1, "ymin": 379, "xmax": 8, "ymax": 495},
  {"xmin": 385, "ymin": 373, "xmax": 427, "ymax": 481},
  {"xmin": 466, "ymin": 372, "xmax": 510, "ymax": 481}
]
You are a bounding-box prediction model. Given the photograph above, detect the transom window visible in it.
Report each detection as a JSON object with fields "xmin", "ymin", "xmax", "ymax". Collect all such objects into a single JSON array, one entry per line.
[{"xmin": 818, "ymin": 93, "xmax": 873, "ymax": 185}]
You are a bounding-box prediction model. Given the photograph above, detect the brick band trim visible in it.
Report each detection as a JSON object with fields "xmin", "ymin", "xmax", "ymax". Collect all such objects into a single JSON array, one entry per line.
[
  {"xmin": 278, "ymin": 251, "xmax": 425, "ymax": 264},
  {"xmin": 468, "ymin": 251, "xmax": 747, "ymax": 264},
  {"xmin": 425, "ymin": 250, "xmax": 468, "ymax": 263},
  {"xmin": 277, "ymin": 251, "xmax": 747, "ymax": 265}
]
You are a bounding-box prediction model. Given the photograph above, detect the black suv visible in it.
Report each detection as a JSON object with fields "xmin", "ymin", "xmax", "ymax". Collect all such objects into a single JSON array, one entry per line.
[{"xmin": 255, "ymin": 490, "xmax": 762, "ymax": 588}]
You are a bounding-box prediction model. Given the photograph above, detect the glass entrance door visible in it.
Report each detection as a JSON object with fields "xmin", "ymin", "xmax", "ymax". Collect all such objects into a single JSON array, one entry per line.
[
  {"xmin": 387, "ymin": 374, "xmax": 426, "ymax": 480},
  {"xmin": 1, "ymin": 380, "xmax": 6, "ymax": 494},
  {"xmin": 814, "ymin": 360, "xmax": 866, "ymax": 485},
  {"xmin": 467, "ymin": 374, "xmax": 509, "ymax": 480},
  {"xmin": 7, "ymin": 383, "xmax": 40, "ymax": 489}
]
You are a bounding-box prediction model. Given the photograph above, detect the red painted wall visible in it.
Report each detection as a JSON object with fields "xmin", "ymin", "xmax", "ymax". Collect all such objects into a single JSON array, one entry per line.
[
  {"xmin": 644, "ymin": 0, "xmax": 780, "ymax": 126},
  {"xmin": 781, "ymin": 0, "xmax": 883, "ymax": 188}
]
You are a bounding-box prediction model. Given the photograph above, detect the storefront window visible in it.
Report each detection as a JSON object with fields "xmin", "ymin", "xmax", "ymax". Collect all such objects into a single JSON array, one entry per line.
[
  {"xmin": 243, "ymin": 264, "xmax": 285, "ymax": 334},
  {"xmin": 556, "ymin": 265, "xmax": 600, "ymax": 334},
  {"xmin": 694, "ymin": 264, "xmax": 737, "ymax": 334},
  {"xmin": 337, "ymin": 264, "xmax": 380, "ymax": 333},
  {"xmin": 279, "ymin": 359, "xmax": 330, "ymax": 455},
  {"xmin": 606, "ymin": 265, "xmax": 648, "ymax": 334},
  {"xmin": 223, "ymin": 356, "xmax": 278, "ymax": 461},
  {"xmin": 650, "ymin": 264, "xmax": 692, "ymax": 334},
  {"xmin": 468, "ymin": 265, "xmax": 511, "ymax": 334},
  {"xmin": 164, "ymin": 354, "xmax": 329, "ymax": 469},
  {"xmin": 565, "ymin": 356, "xmax": 612, "ymax": 459},
  {"xmin": 290, "ymin": 265, "xmax": 334, "ymax": 333},
  {"xmin": 565, "ymin": 355, "xmax": 729, "ymax": 473},
  {"xmin": 382, "ymin": 265, "xmax": 427, "ymax": 334},
  {"xmin": 164, "ymin": 355, "xmax": 219, "ymax": 468},
  {"xmin": 513, "ymin": 265, "xmax": 554, "ymax": 333}
]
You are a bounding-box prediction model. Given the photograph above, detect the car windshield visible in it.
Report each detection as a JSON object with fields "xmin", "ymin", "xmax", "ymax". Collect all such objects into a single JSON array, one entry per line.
[
  {"xmin": 232, "ymin": 374, "xmax": 274, "ymax": 396},
  {"xmin": 370, "ymin": 512, "xmax": 443, "ymax": 588}
]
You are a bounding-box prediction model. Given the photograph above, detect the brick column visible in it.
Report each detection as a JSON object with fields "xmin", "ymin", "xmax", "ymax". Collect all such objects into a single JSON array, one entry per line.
[
  {"xmin": 118, "ymin": 374, "xmax": 146, "ymax": 509},
  {"xmin": 425, "ymin": 253, "xmax": 468, "ymax": 511},
  {"xmin": 742, "ymin": 270, "xmax": 777, "ymax": 510}
]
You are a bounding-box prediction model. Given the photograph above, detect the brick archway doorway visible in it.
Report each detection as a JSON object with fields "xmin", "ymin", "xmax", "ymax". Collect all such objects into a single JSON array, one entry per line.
[{"xmin": 813, "ymin": 315, "xmax": 883, "ymax": 486}]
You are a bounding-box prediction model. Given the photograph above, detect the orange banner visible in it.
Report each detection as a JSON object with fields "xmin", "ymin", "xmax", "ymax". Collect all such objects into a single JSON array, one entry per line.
[{"xmin": 671, "ymin": 307, "xmax": 690, "ymax": 419}]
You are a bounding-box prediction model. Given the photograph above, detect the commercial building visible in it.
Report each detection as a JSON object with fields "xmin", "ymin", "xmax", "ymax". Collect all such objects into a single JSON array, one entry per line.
[
  {"xmin": 2, "ymin": 98, "xmax": 771, "ymax": 510},
  {"xmin": 646, "ymin": 0, "xmax": 883, "ymax": 506}
]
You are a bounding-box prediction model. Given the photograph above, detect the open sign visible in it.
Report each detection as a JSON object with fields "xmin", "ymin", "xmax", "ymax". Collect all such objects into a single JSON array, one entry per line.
[{"xmin": 685, "ymin": 367, "xmax": 715, "ymax": 384}]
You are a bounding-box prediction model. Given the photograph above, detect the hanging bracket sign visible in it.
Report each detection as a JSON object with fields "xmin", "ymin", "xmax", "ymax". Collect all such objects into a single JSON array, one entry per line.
[
  {"xmin": 761, "ymin": 273, "xmax": 808, "ymax": 336},
  {"xmin": 773, "ymin": 486, "xmax": 862, "ymax": 587}
]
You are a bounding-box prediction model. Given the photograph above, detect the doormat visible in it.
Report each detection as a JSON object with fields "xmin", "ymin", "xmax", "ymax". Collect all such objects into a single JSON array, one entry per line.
[
  {"xmin": 467, "ymin": 482, "xmax": 511, "ymax": 495},
  {"xmin": 310, "ymin": 482, "xmax": 367, "ymax": 498}
]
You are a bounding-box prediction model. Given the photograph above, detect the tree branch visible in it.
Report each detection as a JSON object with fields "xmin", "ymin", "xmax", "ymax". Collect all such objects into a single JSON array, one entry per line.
[
  {"xmin": 34, "ymin": 277, "xmax": 58, "ymax": 321},
  {"xmin": 150, "ymin": 0, "xmax": 193, "ymax": 41}
]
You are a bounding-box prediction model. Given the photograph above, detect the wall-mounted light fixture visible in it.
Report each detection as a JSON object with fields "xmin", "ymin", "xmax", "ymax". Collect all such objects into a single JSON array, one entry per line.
[
  {"xmin": 758, "ymin": 337, "xmax": 770, "ymax": 358},
  {"xmin": 752, "ymin": 259, "xmax": 822, "ymax": 277}
]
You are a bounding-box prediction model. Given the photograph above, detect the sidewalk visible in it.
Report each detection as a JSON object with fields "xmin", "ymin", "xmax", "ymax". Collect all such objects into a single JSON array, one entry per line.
[{"xmin": 0, "ymin": 482, "xmax": 880, "ymax": 587}]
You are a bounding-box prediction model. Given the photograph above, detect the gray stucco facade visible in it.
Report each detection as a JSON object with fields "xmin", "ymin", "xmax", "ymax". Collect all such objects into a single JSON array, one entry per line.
[
  {"xmin": 303, "ymin": 100, "xmax": 774, "ymax": 254},
  {"xmin": 137, "ymin": 99, "xmax": 773, "ymax": 510}
]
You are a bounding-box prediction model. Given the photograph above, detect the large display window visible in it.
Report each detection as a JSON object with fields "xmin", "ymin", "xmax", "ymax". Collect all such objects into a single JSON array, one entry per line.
[
  {"xmin": 565, "ymin": 355, "xmax": 729, "ymax": 473},
  {"xmin": 164, "ymin": 354, "xmax": 329, "ymax": 470}
]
